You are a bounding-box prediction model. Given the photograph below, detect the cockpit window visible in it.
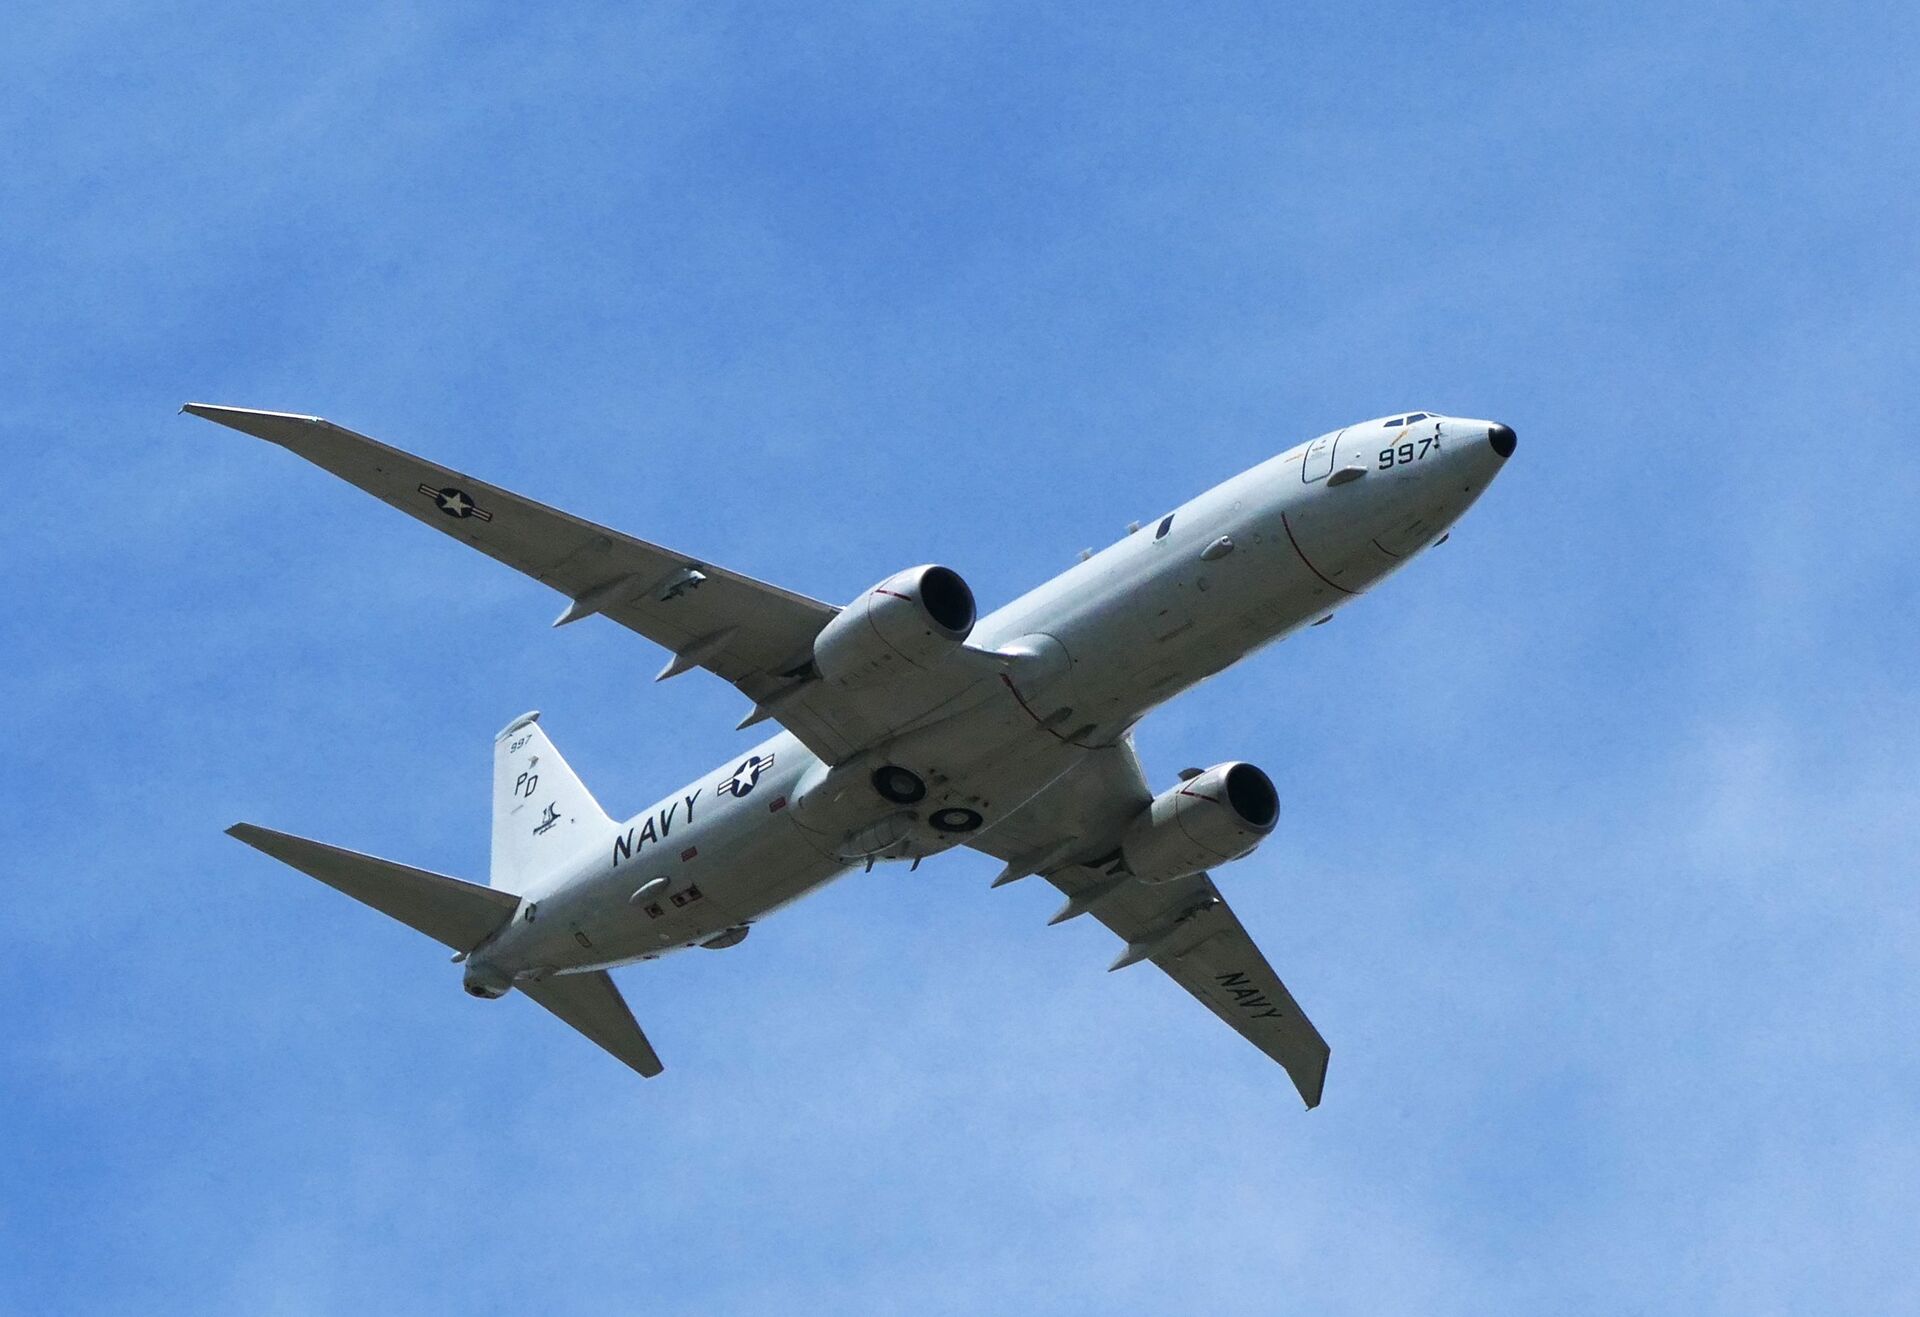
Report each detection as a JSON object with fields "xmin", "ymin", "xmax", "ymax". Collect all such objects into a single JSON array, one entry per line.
[
  {"xmin": 1382, "ymin": 417, "xmax": 1406, "ymax": 428},
  {"xmin": 1404, "ymin": 412, "xmax": 1429, "ymax": 423}
]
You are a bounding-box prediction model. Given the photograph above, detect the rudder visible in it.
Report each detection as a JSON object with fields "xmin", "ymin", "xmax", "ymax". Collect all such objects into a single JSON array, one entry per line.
[{"xmin": 492, "ymin": 711, "xmax": 617, "ymax": 889}]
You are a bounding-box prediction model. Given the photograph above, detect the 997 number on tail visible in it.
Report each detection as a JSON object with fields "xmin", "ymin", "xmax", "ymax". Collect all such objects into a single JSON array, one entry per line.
[{"xmin": 1378, "ymin": 433, "xmax": 1442, "ymax": 469}]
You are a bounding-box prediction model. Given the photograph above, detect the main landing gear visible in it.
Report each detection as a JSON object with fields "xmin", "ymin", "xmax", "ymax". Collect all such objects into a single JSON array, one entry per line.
[
  {"xmin": 871, "ymin": 765, "xmax": 984, "ymax": 833},
  {"xmin": 871, "ymin": 764, "xmax": 927, "ymax": 804},
  {"xmin": 929, "ymin": 807, "xmax": 983, "ymax": 833}
]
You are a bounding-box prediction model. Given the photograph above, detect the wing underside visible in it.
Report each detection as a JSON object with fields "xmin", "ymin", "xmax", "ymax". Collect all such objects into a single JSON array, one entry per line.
[
  {"xmin": 185, "ymin": 404, "xmax": 880, "ymax": 759},
  {"xmin": 970, "ymin": 745, "xmax": 1330, "ymax": 1108}
]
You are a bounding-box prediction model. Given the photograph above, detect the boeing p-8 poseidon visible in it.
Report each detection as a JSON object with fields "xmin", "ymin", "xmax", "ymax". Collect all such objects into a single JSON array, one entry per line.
[{"xmin": 189, "ymin": 403, "xmax": 1515, "ymax": 1108}]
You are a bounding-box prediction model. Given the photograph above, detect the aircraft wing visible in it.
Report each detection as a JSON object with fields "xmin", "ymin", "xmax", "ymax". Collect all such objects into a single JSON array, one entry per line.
[
  {"xmin": 186, "ymin": 405, "xmax": 870, "ymax": 757},
  {"xmin": 969, "ymin": 745, "xmax": 1330, "ymax": 1108}
]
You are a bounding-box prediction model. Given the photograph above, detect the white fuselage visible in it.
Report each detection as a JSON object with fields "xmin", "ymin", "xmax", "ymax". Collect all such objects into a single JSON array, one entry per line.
[{"xmin": 475, "ymin": 414, "xmax": 1510, "ymax": 980}]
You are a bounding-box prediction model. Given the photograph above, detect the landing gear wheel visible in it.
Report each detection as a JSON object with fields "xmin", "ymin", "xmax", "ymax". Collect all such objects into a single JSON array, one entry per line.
[
  {"xmin": 871, "ymin": 765, "xmax": 927, "ymax": 804},
  {"xmin": 930, "ymin": 807, "xmax": 984, "ymax": 833}
]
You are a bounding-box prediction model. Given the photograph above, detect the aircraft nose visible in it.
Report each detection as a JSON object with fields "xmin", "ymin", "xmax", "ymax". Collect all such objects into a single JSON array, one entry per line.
[{"xmin": 1487, "ymin": 423, "xmax": 1517, "ymax": 459}]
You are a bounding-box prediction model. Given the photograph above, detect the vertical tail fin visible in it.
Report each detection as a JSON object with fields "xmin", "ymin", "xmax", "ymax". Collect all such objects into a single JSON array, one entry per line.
[{"xmin": 492, "ymin": 711, "xmax": 617, "ymax": 889}]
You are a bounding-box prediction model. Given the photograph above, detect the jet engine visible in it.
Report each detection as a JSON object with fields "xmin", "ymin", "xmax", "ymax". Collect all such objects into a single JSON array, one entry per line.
[
  {"xmin": 1121, "ymin": 762, "xmax": 1279, "ymax": 883},
  {"xmin": 813, "ymin": 564, "xmax": 976, "ymax": 688}
]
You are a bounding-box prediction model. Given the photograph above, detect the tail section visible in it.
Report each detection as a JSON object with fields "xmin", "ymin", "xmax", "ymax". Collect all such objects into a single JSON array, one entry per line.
[
  {"xmin": 520, "ymin": 971, "xmax": 665, "ymax": 1078},
  {"xmin": 492, "ymin": 711, "xmax": 617, "ymax": 889},
  {"xmin": 229, "ymin": 819, "xmax": 668, "ymax": 1080}
]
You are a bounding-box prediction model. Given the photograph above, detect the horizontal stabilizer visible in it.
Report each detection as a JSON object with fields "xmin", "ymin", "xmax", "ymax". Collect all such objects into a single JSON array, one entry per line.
[
  {"xmin": 228, "ymin": 823, "xmax": 520, "ymax": 953},
  {"xmin": 520, "ymin": 971, "xmax": 665, "ymax": 1078}
]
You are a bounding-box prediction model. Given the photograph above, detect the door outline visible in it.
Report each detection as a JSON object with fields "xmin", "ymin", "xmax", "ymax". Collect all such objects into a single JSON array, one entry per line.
[{"xmin": 1301, "ymin": 429, "xmax": 1344, "ymax": 482}]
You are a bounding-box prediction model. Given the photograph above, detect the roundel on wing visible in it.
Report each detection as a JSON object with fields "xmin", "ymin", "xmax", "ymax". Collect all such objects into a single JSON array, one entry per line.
[
  {"xmin": 434, "ymin": 487, "xmax": 476, "ymax": 518},
  {"xmin": 416, "ymin": 482, "xmax": 493, "ymax": 522}
]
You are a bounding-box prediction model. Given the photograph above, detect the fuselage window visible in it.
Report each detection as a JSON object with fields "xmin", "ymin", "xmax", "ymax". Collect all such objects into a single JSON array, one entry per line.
[{"xmin": 1155, "ymin": 514, "xmax": 1175, "ymax": 540}]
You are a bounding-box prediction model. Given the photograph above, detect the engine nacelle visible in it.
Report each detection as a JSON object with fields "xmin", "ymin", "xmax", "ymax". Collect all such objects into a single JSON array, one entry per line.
[
  {"xmin": 1121, "ymin": 762, "xmax": 1279, "ymax": 883},
  {"xmin": 813, "ymin": 565, "xmax": 976, "ymax": 688}
]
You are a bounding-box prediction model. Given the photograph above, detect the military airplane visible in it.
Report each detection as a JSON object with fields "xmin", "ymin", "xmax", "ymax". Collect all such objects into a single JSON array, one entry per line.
[{"xmin": 189, "ymin": 403, "xmax": 1515, "ymax": 1108}]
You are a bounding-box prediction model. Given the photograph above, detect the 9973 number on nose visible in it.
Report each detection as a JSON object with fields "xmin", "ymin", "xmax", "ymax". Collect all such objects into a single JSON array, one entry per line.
[{"xmin": 1378, "ymin": 433, "xmax": 1442, "ymax": 469}]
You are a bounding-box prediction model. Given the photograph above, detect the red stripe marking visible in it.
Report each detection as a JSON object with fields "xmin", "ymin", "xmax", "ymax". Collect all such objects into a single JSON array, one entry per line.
[
  {"xmin": 1281, "ymin": 512, "xmax": 1360, "ymax": 597},
  {"xmin": 874, "ymin": 589, "xmax": 913, "ymax": 602},
  {"xmin": 768, "ymin": 796, "xmax": 787, "ymax": 813},
  {"xmin": 680, "ymin": 846, "xmax": 698, "ymax": 861},
  {"xmin": 999, "ymin": 674, "xmax": 1097, "ymax": 749}
]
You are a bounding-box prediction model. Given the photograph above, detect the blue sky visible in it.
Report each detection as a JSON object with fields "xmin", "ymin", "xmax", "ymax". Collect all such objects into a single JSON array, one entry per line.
[{"xmin": 6, "ymin": 2, "xmax": 1917, "ymax": 1312}]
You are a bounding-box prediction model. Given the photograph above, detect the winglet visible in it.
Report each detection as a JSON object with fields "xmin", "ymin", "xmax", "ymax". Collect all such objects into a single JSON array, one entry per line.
[{"xmin": 182, "ymin": 402, "xmax": 327, "ymax": 440}]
